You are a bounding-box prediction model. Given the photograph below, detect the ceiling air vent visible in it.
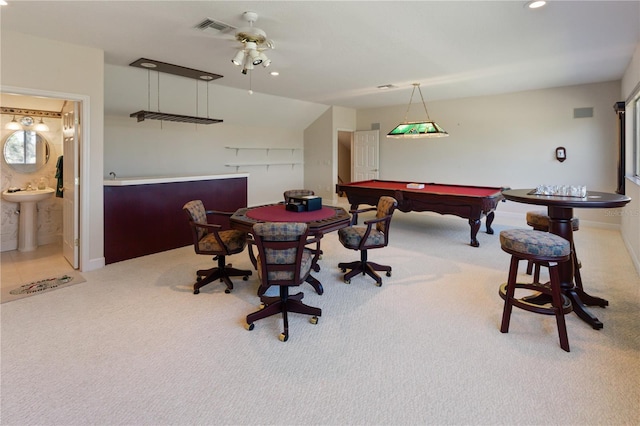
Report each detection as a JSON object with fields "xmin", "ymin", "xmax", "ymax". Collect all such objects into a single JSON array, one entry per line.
[{"xmin": 195, "ymin": 18, "xmax": 236, "ymax": 34}]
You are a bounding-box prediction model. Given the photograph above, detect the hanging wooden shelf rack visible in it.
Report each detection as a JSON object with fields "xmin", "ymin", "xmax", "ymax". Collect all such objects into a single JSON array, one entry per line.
[
  {"xmin": 129, "ymin": 58, "xmax": 223, "ymax": 125},
  {"xmin": 130, "ymin": 110, "xmax": 222, "ymax": 124}
]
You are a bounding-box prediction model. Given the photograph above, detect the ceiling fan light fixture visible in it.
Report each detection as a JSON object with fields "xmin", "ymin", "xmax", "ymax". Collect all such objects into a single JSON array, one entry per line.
[
  {"xmin": 249, "ymin": 49, "xmax": 262, "ymax": 65},
  {"xmin": 232, "ymin": 50, "xmax": 245, "ymax": 66},
  {"xmin": 231, "ymin": 11, "xmax": 274, "ymax": 75},
  {"xmin": 387, "ymin": 83, "xmax": 448, "ymax": 139},
  {"xmin": 258, "ymin": 52, "xmax": 270, "ymax": 67}
]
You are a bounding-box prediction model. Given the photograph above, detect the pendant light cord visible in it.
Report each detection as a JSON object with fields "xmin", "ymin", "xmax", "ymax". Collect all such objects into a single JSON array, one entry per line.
[{"xmin": 403, "ymin": 83, "xmax": 432, "ymax": 122}]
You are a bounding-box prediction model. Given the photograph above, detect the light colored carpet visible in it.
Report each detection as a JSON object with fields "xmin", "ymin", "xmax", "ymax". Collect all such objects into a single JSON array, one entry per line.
[{"xmin": 1, "ymin": 208, "xmax": 638, "ymax": 425}]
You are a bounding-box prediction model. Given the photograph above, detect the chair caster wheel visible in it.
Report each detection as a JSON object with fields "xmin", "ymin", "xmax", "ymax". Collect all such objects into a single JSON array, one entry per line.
[
  {"xmin": 259, "ymin": 303, "xmax": 266, "ymax": 310},
  {"xmin": 386, "ymin": 271, "xmax": 391, "ymax": 277},
  {"xmin": 193, "ymin": 288, "xmax": 200, "ymax": 294},
  {"xmin": 279, "ymin": 333, "xmax": 288, "ymax": 342},
  {"xmin": 245, "ymin": 323, "xmax": 254, "ymax": 331},
  {"xmin": 341, "ymin": 268, "xmax": 346, "ymax": 272},
  {"xmin": 344, "ymin": 279, "xmax": 350, "ymax": 284},
  {"xmin": 310, "ymin": 316, "xmax": 318, "ymax": 325},
  {"xmin": 243, "ymin": 276, "xmax": 249, "ymax": 281},
  {"xmin": 375, "ymin": 282, "xmax": 382, "ymax": 287},
  {"xmin": 196, "ymin": 276, "xmax": 202, "ymax": 282},
  {"xmin": 224, "ymin": 288, "xmax": 231, "ymax": 294}
]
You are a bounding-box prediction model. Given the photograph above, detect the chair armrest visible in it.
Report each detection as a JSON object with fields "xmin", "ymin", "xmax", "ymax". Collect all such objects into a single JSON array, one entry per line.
[
  {"xmin": 363, "ymin": 214, "xmax": 391, "ymax": 226},
  {"xmin": 356, "ymin": 214, "xmax": 392, "ymax": 250},
  {"xmin": 205, "ymin": 210, "xmax": 234, "ymax": 218},
  {"xmin": 349, "ymin": 206, "xmax": 377, "ymax": 215},
  {"xmin": 194, "ymin": 222, "xmax": 222, "ymax": 232},
  {"xmin": 349, "ymin": 206, "xmax": 377, "ymax": 225}
]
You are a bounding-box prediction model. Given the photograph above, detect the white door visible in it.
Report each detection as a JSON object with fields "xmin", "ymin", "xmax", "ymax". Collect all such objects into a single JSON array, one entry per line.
[
  {"xmin": 62, "ymin": 102, "xmax": 79, "ymax": 268},
  {"xmin": 352, "ymin": 130, "xmax": 379, "ymax": 181}
]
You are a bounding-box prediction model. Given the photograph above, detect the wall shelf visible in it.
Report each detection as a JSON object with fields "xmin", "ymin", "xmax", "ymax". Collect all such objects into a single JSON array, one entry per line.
[
  {"xmin": 225, "ymin": 162, "xmax": 303, "ymax": 172},
  {"xmin": 225, "ymin": 146, "xmax": 299, "ymax": 155}
]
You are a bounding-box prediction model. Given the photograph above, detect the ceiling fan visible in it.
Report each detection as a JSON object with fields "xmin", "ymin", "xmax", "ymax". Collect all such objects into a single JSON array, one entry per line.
[{"xmin": 230, "ymin": 11, "xmax": 275, "ymax": 74}]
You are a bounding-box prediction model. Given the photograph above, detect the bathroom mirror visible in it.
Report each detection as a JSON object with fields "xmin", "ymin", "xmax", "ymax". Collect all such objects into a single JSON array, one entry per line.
[{"xmin": 3, "ymin": 130, "xmax": 51, "ymax": 174}]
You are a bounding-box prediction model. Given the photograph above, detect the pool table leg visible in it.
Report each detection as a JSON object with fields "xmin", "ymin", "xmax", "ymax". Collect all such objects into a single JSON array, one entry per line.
[
  {"xmin": 486, "ymin": 211, "xmax": 495, "ymax": 234},
  {"xmin": 469, "ymin": 219, "xmax": 481, "ymax": 247}
]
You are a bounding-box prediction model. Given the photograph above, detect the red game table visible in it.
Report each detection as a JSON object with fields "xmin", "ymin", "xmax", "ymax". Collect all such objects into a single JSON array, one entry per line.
[
  {"xmin": 230, "ymin": 203, "xmax": 350, "ymax": 235},
  {"xmin": 336, "ymin": 179, "xmax": 508, "ymax": 247},
  {"xmin": 230, "ymin": 203, "xmax": 351, "ymax": 295}
]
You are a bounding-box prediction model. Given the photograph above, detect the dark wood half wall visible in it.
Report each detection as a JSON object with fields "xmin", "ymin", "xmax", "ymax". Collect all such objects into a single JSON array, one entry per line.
[{"xmin": 104, "ymin": 177, "xmax": 247, "ymax": 264}]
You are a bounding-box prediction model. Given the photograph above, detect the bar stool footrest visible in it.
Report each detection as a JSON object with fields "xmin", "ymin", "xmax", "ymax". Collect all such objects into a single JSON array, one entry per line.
[{"xmin": 499, "ymin": 282, "xmax": 572, "ymax": 315}]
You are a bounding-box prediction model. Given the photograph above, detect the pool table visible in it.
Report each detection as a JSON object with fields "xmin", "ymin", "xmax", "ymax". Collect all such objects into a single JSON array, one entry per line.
[{"xmin": 336, "ymin": 179, "xmax": 508, "ymax": 247}]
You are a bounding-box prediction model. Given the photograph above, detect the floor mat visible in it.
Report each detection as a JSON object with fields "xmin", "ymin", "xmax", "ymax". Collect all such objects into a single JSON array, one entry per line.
[{"xmin": 1, "ymin": 271, "xmax": 86, "ymax": 303}]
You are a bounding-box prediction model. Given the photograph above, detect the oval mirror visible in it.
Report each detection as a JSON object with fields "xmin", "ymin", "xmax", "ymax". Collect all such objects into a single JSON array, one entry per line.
[{"xmin": 3, "ymin": 130, "xmax": 51, "ymax": 174}]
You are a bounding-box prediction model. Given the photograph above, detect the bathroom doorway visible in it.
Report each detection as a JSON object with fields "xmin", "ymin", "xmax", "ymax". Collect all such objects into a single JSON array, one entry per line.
[{"xmin": 1, "ymin": 90, "xmax": 82, "ymax": 270}]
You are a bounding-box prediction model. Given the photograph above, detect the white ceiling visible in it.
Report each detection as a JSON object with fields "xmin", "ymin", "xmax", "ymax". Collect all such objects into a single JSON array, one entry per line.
[{"xmin": 2, "ymin": 1, "xmax": 639, "ymax": 109}]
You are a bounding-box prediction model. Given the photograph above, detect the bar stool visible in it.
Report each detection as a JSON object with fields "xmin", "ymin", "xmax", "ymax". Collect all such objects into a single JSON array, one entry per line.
[
  {"xmin": 498, "ymin": 229, "xmax": 573, "ymax": 352},
  {"xmin": 525, "ymin": 210, "xmax": 582, "ymax": 288}
]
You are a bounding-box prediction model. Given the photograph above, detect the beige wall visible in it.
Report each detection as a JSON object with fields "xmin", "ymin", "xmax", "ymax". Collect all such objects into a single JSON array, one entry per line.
[
  {"xmin": 104, "ymin": 63, "xmax": 329, "ymax": 207},
  {"xmin": 357, "ymin": 81, "xmax": 622, "ymax": 225},
  {"xmin": 304, "ymin": 108, "xmax": 334, "ymax": 199},
  {"xmin": 302, "ymin": 106, "xmax": 356, "ymax": 201}
]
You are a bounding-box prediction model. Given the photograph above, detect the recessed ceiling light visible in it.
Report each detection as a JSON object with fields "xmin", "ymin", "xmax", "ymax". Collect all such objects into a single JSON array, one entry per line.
[
  {"xmin": 270, "ymin": 71, "xmax": 279, "ymax": 76},
  {"xmin": 199, "ymin": 75, "xmax": 214, "ymax": 80},
  {"xmin": 139, "ymin": 62, "xmax": 157, "ymax": 68},
  {"xmin": 377, "ymin": 84, "xmax": 396, "ymax": 90},
  {"xmin": 525, "ymin": 1, "xmax": 546, "ymax": 9}
]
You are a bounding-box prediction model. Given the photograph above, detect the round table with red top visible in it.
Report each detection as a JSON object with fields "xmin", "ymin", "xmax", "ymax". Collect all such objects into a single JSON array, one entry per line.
[
  {"xmin": 230, "ymin": 203, "xmax": 351, "ymax": 295},
  {"xmin": 230, "ymin": 203, "xmax": 350, "ymax": 235}
]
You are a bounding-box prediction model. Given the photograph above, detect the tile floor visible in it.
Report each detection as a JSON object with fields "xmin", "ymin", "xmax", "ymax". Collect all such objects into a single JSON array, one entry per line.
[{"xmin": 1, "ymin": 243, "xmax": 75, "ymax": 293}]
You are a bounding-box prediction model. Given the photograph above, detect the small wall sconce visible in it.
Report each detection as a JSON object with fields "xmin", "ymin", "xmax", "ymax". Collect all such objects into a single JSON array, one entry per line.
[
  {"xmin": 34, "ymin": 117, "xmax": 49, "ymax": 132},
  {"xmin": 5, "ymin": 115, "xmax": 21, "ymax": 130},
  {"xmin": 555, "ymin": 146, "xmax": 567, "ymax": 162}
]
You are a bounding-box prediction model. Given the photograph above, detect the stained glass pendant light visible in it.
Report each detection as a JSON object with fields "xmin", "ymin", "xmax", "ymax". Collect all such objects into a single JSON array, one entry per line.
[{"xmin": 387, "ymin": 83, "xmax": 448, "ymax": 139}]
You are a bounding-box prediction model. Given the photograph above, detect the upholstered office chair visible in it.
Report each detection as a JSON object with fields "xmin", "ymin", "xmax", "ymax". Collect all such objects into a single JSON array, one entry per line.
[
  {"xmin": 338, "ymin": 196, "xmax": 398, "ymax": 286},
  {"xmin": 245, "ymin": 222, "xmax": 321, "ymax": 342},
  {"xmin": 183, "ymin": 200, "xmax": 252, "ymax": 294},
  {"xmin": 283, "ymin": 189, "xmax": 315, "ymax": 204}
]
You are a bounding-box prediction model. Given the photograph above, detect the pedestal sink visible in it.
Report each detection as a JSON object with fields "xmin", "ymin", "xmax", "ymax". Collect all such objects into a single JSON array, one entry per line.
[{"xmin": 2, "ymin": 188, "xmax": 55, "ymax": 252}]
